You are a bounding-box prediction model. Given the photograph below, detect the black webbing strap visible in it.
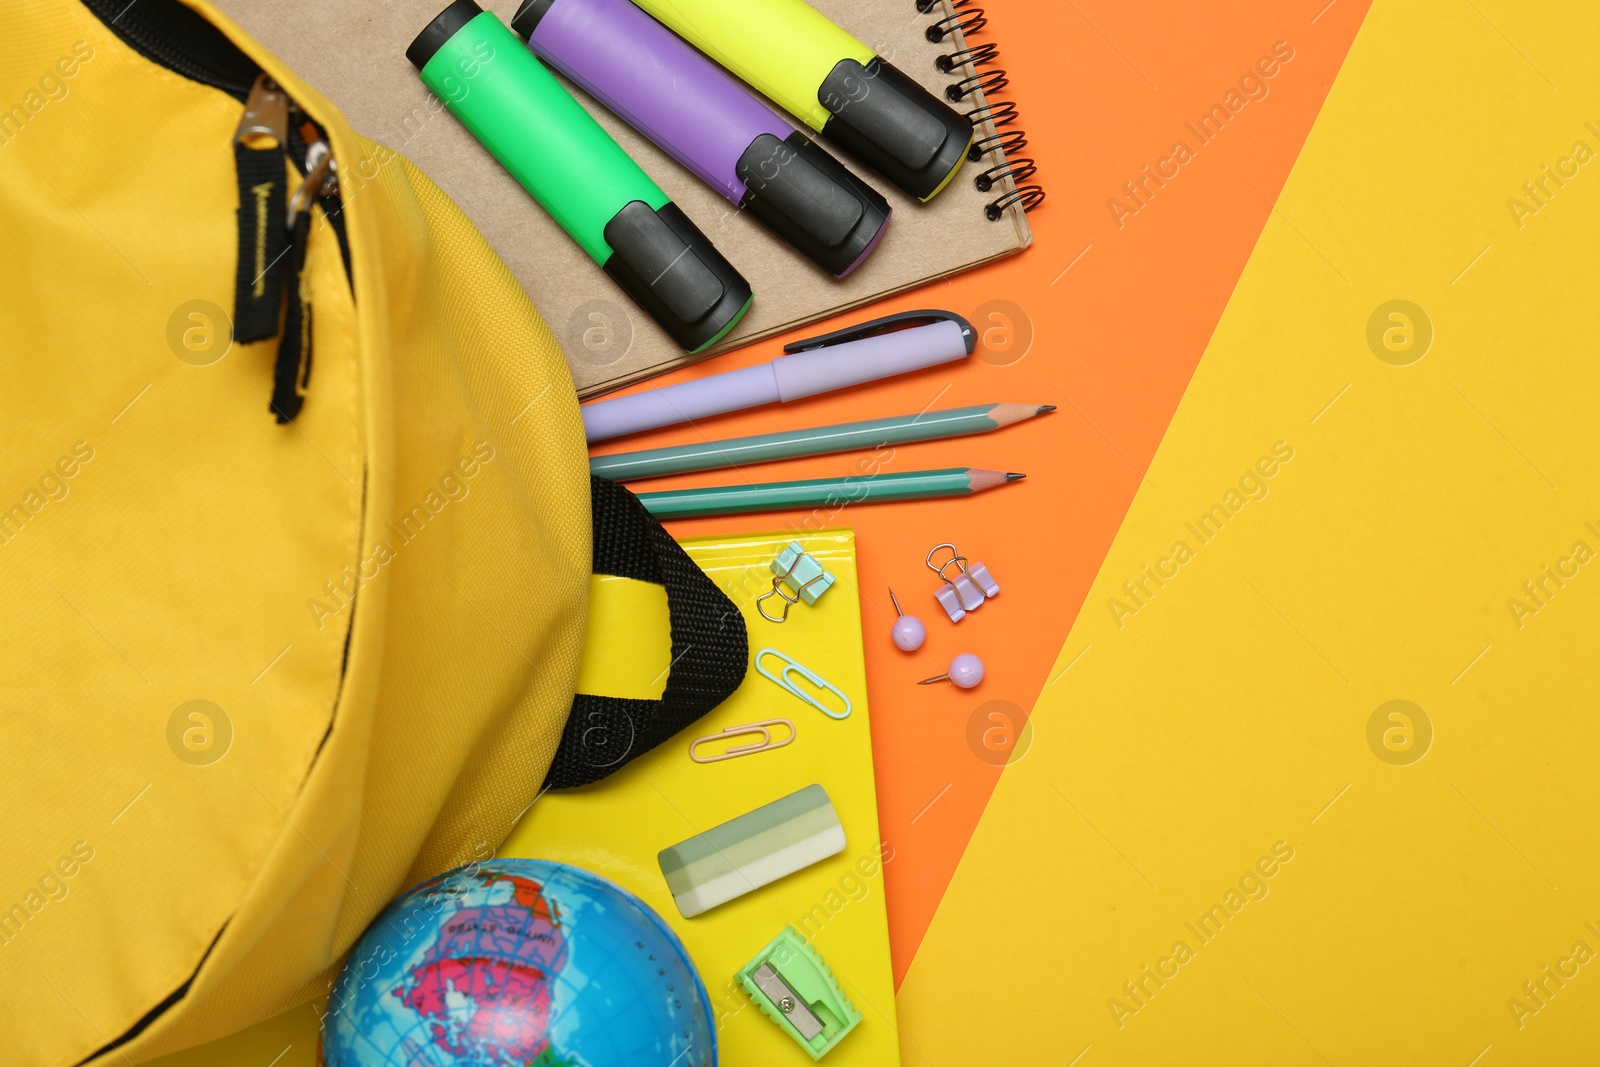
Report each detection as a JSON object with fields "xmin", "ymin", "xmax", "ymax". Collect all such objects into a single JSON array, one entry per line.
[
  {"xmin": 269, "ymin": 206, "xmax": 313, "ymax": 423},
  {"xmin": 231, "ymin": 141, "xmax": 289, "ymax": 345},
  {"xmin": 543, "ymin": 477, "xmax": 749, "ymax": 789}
]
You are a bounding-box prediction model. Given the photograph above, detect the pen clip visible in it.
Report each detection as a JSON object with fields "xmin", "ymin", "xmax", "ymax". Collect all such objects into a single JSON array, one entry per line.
[
  {"xmin": 781, "ymin": 310, "xmax": 975, "ymax": 355},
  {"xmin": 754, "ymin": 649, "xmax": 853, "ymax": 720}
]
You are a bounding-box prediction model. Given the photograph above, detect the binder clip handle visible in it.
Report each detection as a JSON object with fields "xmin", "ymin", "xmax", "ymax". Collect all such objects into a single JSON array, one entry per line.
[
  {"xmin": 757, "ymin": 574, "xmax": 828, "ymax": 623},
  {"xmin": 926, "ymin": 542, "xmax": 973, "ymax": 583},
  {"xmin": 756, "ymin": 541, "xmax": 835, "ymax": 623},
  {"xmin": 927, "ymin": 542, "xmax": 1000, "ymax": 623}
]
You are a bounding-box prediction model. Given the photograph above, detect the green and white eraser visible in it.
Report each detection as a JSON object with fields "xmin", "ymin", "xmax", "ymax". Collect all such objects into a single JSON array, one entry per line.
[
  {"xmin": 736, "ymin": 926, "xmax": 862, "ymax": 1060},
  {"xmin": 657, "ymin": 784, "xmax": 845, "ymax": 919}
]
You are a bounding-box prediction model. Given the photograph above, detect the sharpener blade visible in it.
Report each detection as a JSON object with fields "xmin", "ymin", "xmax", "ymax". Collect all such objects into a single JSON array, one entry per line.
[{"xmin": 752, "ymin": 962, "xmax": 824, "ymax": 1040}]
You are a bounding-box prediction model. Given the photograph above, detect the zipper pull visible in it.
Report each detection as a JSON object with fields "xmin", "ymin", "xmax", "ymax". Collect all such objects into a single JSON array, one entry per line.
[
  {"xmin": 272, "ymin": 125, "xmax": 331, "ymax": 425},
  {"xmin": 270, "ymin": 112, "xmax": 345, "ymax": 424},
  {"xmin": 271, "ymin": 202, "xmax": 315, "ymax": 424},
  {"xmin": 299, "ymin": 122, "xmax": 340, "ymax": 198},
  {"xmin": 289, "ymin": 142, "xmax": 336, "ymax": 228},
  {"xmin": 235, "ymin": 74, "xmax": 288, "ymax": 150},
  {"xmin": 232, "ymin": 74, "xmax": 292, "ymax": 346}
]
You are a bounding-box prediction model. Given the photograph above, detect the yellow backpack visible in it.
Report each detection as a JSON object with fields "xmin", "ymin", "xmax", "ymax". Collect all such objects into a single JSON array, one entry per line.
[{"xmin": 0, "ymin": 1, "xmax": 743, "ymax": 1062}]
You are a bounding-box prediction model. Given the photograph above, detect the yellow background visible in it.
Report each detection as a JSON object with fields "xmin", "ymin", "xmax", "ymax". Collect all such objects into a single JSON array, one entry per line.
[{"xmin": 899, "ymin": 0, "xmax": 1600, "ymax": 1062}]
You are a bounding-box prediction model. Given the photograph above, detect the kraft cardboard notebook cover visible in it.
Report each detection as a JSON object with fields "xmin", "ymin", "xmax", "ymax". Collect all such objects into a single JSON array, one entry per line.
[
  {"xmin": 899, "ymin": 0, "xmax": 1600, "ymax": 1063},
  {"xmin": 209, "ymin": 0, "xmax": 1035, "ymax": 398}
]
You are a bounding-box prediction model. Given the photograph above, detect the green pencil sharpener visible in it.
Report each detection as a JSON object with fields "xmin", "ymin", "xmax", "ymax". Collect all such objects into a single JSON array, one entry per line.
[{"xmin": 736, "ymin": 927, "xmax": 861, "ymax": 1060}]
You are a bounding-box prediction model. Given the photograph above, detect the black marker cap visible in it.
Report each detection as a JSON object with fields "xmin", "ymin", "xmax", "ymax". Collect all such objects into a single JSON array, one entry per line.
[
  {"xmin": 817, "ymin": 57, "xmax": 973, "ymax": 202},
  {"xmin": 509, "ymin": 0, "xmax": 557, "ymax": 38},
  {"xmin": 736, "ymin": 133, "xmax": 891, "ymax": 278},
  {"xmin": 407, "ymin": 0, "xmax": 484, "ymax": 70},
  {"xmin": 602, "ymin": 201, "xmax": 753, "ymax": 353}
]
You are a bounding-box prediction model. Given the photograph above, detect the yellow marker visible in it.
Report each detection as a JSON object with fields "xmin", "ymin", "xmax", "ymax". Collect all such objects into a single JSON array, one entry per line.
[{"xmin": 634, "ymin": 0, "xmax": 972, "ymax": 200}]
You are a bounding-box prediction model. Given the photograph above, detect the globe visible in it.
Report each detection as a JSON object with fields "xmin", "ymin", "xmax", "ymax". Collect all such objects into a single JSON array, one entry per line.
[{"xmin": 321, "ymin": 858, "xmax": 716, "ymax": 1067}]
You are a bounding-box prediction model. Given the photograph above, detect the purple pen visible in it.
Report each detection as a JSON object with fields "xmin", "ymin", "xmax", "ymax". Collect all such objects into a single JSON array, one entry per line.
[
  {"xmin": 582, "ymin": 311, "xmax": 975, "ymax": 443},
  {"xmin": 510, "ymin": 0, "xmax": 891, "ymax": 278}
]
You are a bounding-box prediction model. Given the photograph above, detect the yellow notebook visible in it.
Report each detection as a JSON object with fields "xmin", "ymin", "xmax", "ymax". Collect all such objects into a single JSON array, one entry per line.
[
  {"xmin": 900, "ymin": 1, "xmax": 1600, "ymax": 1064},
  {"xmin": 152, "ymin": 528, "xmax": 897, "ymax": 1067}
]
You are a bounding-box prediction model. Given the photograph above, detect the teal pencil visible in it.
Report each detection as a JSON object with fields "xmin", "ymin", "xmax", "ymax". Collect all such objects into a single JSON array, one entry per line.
[
  {"xmin": 635, "ymin": 468, "xmax": 1025, "ymax": 519},
  {"xmin": 590, "ymin": 403, "xmax": 1054, "ymax": 481}
]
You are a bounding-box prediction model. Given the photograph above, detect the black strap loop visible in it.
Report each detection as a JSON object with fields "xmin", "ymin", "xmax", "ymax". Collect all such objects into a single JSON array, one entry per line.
[
  {"xmin": 231, "ymin": 142, "xmax": 289, "ymax": 345},
  {"xmin": 269, "ymin": 207, "xmax": 313, "ymax": 422},
  {"xmin": 543, "ymin": 477, "xmax": 748, "ymax": 789}
]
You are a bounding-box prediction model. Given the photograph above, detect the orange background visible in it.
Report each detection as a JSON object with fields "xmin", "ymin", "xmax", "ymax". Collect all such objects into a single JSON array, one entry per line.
[{"xmin": 589, "ymin": 0, "xmax": 1372, "ymax": 986}]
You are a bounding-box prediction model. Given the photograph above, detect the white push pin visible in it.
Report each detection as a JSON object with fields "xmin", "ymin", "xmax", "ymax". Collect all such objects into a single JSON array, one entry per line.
[
  {"xmin": 888, "ymin": 587, "xmax": 925, "ymax": 652},
  {"xmin": 918, "ymin": 653, "xmax": 985, "ymax": 689}
]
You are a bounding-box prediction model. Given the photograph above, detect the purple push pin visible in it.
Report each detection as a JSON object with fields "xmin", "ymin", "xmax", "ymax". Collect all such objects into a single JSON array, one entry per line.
[
  {"xmin": 888, "ymin": 587, "xmax": 926, "ymax": 652},
  {"xmin": 919, "ymin": 653, "xmax": 985, "ymax": 689}
]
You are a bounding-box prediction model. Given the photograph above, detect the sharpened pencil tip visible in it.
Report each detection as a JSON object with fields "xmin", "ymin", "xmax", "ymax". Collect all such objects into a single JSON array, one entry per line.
[
  {"xmin": 968, "ymin": 468, "xmax": 1022, "ymax": 492},
  {"xmin": 1006, "ymin": 472, "xmax": 1027, "ymax": 481},
  {"xmin": 991, "ymin": 403, "xmax": 1053, "ymax": 429}
]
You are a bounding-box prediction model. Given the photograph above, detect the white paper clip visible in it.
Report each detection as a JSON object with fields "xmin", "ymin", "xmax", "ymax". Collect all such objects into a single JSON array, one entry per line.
[
  {"xmin": 689, "ymin": 719, "xmax": 797, "ymax": 763},
  {"xmin": 754, "ymin": 648, "xmax": 852, "ymax": 720},
  {"xmin": 927, "ymin": 542, "xmax": 1000, "ymax": 623}
]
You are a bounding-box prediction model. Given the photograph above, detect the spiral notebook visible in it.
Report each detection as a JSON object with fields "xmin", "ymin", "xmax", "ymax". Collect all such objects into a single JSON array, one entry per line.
[{"xmin": 209, "ymin": 0, "xmax": 1039, "ymax": 397}]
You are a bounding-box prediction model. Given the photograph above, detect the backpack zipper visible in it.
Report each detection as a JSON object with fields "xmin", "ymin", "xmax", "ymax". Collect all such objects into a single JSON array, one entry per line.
[
  {"xmin": 81, "ymin": 0, "xmax": 349, "ymax": 422},
  {"xmin": 82, "ymin": 0, "xmax": 257, "ymax": 98},
  {"xmin": 232, "ymin": 75, "xmax": 292, "ymax": 348},
  {"xmin": 235, "ymin": 73, "xmax": 289, "ymax": 150},
  {"xmin": 274, "ymin": 111, "xmax": 343, "ymax": 424}
]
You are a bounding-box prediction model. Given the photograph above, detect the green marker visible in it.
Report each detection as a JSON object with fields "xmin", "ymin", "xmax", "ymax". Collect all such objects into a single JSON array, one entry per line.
[{"xmin": 407, "ymin": 0, "xmax": 752, "ymax": 353}]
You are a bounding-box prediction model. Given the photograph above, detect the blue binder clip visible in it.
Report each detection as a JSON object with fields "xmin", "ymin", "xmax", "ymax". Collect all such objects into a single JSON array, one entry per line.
[
  {"xmin": 755, "ymin": 649, "xmax": 852, "ymax": 720},
  {"xmin": 756, "ymin": 541, "xmax": 836, "ymax": 623}
]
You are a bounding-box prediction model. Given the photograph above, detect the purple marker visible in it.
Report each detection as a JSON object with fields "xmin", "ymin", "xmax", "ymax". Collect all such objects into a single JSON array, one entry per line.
[
  {"xmin": 510, "ymin": 0, "xmax": 890, "ymax": 278},
  {"xmin": 582, "ymin": 310, "xmax": 974, "ymax": 443}
]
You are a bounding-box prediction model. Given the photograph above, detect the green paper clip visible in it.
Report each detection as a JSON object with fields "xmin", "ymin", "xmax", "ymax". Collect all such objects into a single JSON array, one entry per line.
[
  {"xmin": 736, "ymin": 927, "xmax": 861, "ymax": 1060},
  {"xmin": 754, "ymin": 649, "xmax": 852, "ymax": 719}
]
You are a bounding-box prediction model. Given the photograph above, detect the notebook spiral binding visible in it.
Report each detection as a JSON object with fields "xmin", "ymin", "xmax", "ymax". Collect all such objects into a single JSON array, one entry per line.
[{"xmin": 917, "ymin": 0, "xmax": 1045, "ymax": 219}]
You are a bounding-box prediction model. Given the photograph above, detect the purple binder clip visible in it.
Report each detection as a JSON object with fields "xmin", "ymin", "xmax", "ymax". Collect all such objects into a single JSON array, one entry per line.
[{"xmin": 927, "ymin": 543, "xmax": 999, "ymax": 623}]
